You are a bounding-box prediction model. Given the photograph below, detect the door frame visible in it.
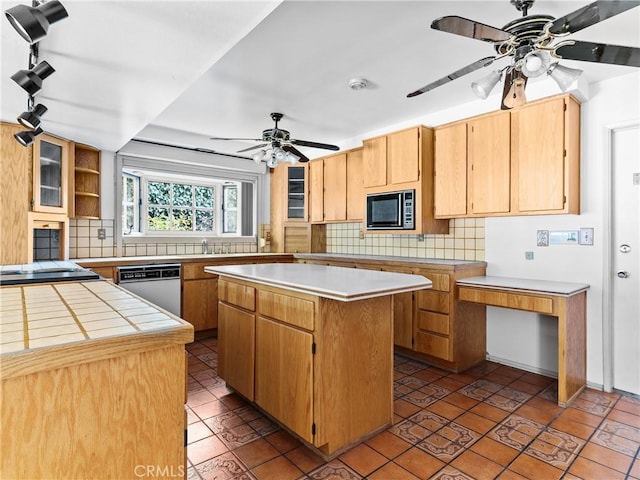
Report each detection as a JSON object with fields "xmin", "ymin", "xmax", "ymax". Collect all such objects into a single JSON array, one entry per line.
[{"xmin": 602, "ymin": 120, "xmax": 640, "ymax": 393}]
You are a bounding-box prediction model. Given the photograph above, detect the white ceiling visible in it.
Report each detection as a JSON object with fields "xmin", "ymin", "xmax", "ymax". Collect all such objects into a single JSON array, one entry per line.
[{"xmin": 2, "ymin": 1, "xmax": 639, "ymax": 159}]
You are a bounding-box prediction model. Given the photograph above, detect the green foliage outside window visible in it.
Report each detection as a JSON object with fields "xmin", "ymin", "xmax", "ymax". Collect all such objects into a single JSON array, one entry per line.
[{"xmin": 147, "ymin": 181, "xmax": 215, "ymax": 232}]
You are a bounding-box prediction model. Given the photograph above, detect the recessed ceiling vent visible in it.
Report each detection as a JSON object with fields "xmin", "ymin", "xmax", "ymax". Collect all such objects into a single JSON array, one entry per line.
[{"xmin": 348, "ymin": 77, "xmax": 368, "ymax": 90}]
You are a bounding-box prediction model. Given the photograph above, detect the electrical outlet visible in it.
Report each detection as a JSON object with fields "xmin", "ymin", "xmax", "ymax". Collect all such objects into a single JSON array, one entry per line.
[
  {"xmin": 418, "ymin": 234, "xmax": 425, "ymax": 242},
  {"xmin": 525, "ymin": 251, "xmax": 534, "ymax": 260},
  {"xmin": 97, "ymin": 228, "xmax": 106, "ymax": 240},
  {"xmin": 359, "ymin": 229, "xmax": 365, "ymax": 240}
]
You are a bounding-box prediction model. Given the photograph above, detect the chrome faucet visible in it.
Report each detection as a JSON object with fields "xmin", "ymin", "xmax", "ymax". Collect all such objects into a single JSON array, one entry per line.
[{"xmin": 201, "ymin": 238, "xmax": 208, "ymax": 254}]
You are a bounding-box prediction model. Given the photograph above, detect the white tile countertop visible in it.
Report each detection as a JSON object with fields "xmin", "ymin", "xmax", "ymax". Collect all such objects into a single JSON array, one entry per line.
[
  {"xmin": 0, "ymin": 280, "xmax": 193, "ymax": 356},
  {"xmin": 456, "ymin": 276, "xmax": 590, "ymax": 296},
  {"xmin": 205, "ymin": 262, "xmax": 432, "ymax": 301}
]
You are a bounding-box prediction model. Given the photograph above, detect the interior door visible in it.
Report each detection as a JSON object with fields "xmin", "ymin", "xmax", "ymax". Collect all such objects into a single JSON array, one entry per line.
[{"xmin": 612, "ymin": 125, "xmax": 640, "ymax": 395}]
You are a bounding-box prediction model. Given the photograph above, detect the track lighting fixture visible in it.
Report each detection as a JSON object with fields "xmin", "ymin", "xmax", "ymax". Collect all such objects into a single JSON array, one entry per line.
[
  {"xmin": 5, "ymin": 0, "xmax": 68, "ymax": 44},
  {"xmin": 547, "ymin": 63, "xmax": 583, "ymax": 92},
  {"xmin": 11, "ymin": 60, "xmax": 55, "ymax": 96},
  {"xmin": 14, "ymin": 127, "xmax": 43, "ymax": 147},
  {"xmin": 17, "ymin": 103, "xmax": 48, "ymax": 129}
]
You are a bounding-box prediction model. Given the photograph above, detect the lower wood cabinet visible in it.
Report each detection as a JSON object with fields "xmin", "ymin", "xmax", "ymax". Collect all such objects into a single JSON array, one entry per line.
[
  {"xmin": 217, "ymin": 276, "xmax": 394, "ymax": 458},
  {"xmin": 182, "ymin": 263, "xmax": 219, "ymax": 332}
]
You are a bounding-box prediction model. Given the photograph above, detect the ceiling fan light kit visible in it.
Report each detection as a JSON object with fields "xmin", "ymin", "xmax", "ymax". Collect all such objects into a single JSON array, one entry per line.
[
  {"xmin": 408, "ymin": 0, "xmax": 640, "ymax": 109},
  {"xmin": 4, "ymin": 0, "xmax": 69, "ymax": 146}
]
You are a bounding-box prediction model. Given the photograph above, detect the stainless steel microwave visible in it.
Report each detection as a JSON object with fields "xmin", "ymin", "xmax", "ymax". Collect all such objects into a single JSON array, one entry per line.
[{"xmin": 366, "ymin": 189, "xmax": 415, "ymax": 230}]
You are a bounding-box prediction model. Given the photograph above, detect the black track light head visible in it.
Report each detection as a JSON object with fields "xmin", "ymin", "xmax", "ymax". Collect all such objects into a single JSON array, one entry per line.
[
  {"xmin": 17, "ymin": 103, "xmax": 48, "ymax": 130},
  {"xmin": 14, "ymin": 127, "xmax": 44, "ymax": 147},
  {"xmin": 4, "ymin": 1, "xmax": 68, "ymax": 44},
  {"xmin": 11, "ymin": 61, "xmax": 55, "ymax": 96}
]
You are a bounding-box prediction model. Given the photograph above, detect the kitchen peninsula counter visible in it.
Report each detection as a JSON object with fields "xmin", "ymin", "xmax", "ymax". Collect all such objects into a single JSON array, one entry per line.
[
  {"xmin": 208, "ymin": 263, "xmax": 431, "ymax": 459},
  {"xmin": 1, "ymin": 280, "xmax": 193, "ymax": 479}
]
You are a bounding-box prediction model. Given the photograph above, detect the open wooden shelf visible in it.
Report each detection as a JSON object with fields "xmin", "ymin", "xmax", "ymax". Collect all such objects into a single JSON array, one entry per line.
[{"xmin": 72, "ymin": 144, "xmax": 101, "ymax": 219}]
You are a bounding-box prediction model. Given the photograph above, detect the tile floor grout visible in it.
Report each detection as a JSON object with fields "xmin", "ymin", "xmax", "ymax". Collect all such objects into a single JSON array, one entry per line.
[{"xmin": 185, "ymin": 338, "xmax": 640, "ymax": 480}]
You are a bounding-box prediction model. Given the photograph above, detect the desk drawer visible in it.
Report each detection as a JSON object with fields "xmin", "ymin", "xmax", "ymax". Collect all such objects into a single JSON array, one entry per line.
[
  {"xmin": 458, "ymin": 287, "xmax": 554, "ymax": 314},
  {"xmin": 415, "ymin": 331, "xmax": 451, "ymax": 361},
  {"xmin": 417, "ymin": 311, "xmax": 450, "ymax": 336},
  {"xmin": 219, "ymin": 279, "xmax": 256, "ymax": 311},
  {"xmin": 417, "ymin": 290, "xmax": 450, "ymax": 314},
  {"xmin": 258, "ymin": 290, "xmax": 315, "ymax": 331}
]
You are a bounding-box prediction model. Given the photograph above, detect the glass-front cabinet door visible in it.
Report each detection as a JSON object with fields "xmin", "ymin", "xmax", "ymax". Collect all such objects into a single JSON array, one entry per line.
[
  {"xmin": 33, "ymin": 134, "xmax": 69, "ymax": 214},
  {"xmin": 286, "ymin": 165, "xmax": 307, "ymax": 221}
]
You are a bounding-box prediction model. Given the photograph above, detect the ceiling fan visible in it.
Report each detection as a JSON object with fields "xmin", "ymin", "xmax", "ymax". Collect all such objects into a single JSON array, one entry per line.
[
  {"xmin": 210, "ymin": 112, "xmax": 339, "ymax": 167},
  {"xmin": 407, "ymin": 0, "xmax": 640, "ymax": 109}
]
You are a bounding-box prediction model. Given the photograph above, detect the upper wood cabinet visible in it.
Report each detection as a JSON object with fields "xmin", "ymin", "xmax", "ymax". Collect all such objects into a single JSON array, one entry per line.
[
  {"xmin": 434, "ymin": 94, "xmax": 580, "ymax": 218},
  {"xmin": 512, "ymin": 95, "xmax": 580, "ymax": 215},
  {"xmin": 363, "ymin": 126, "xmax": 421, "ymax": 188},
  {"xmin": 33, "ymin": 134, "xmax": 70, "ymax": 215},
  {"xmin": 308, "ymin": 147, "xmax": 364, "ymax": 224},
  {"xmin": 270, "ymin": 163, "xmax": 309, "ymax": 252}
]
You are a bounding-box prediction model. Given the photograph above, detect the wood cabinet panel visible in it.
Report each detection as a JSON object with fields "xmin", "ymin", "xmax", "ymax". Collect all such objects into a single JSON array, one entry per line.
[
  {"xmin": 217, "ymin": 302, "xmax": 255, "ymax": 400},
  {"xmin": 434, "ymin": 123, "xmax": 467, "ymax": 217},
  {"xmin": 255, "ymin": 316, "xmax": 313, "ymax": 443},
  {"xmin": 182, "ymin": 278, "xmax": 218, "ymax": 331},
  {"xmin": 258, "ymin": 290, "xmax": 315, "ymax": 331},
  {"xmin": 309, "ymin": 160, "xmax": 324, "ymax": 223},
  {"xmin": 420, "ymin": 272, "xmax": 450, "ymax": 292},
  {"xmin": 0, "ymin": 123, "xmax": 30, "ymax": 264},
  {"xmin": 458, "ymin": 287, "xmax": 554, "ymax": 314},
  {"xmin": 468, "ymin": 111, "xmax": 511, "ymax": 214},
  {"xmin": 388, "ymin": 127, "xmax": 420, "ymax": 185},
  {"xmin": 323, "ymin": 153, "xmax": 347, "ymax": 222},
  {"xmin": 513, "ymin": 97, "xmax": 566, "ymax": 212},
  {"xmin": 218, "ymin": 278, "xmax": 255, "ymax": 311},
  {"xmin": 346, "ymin": 149, "xmax": 364, "ymax": 221},
  {"xmin": 393, "ymin": 292, "xmax": 413, "ymax": 349},
  {"xmin": 32, "ymin": 134, "xmax": 70, "ymax": 215},
  {"xmin": 363, "ymin": 136, "xmax": 387, "ymax": 187}
]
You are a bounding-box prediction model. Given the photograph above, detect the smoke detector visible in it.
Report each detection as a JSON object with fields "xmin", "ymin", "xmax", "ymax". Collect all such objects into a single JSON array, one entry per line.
[{"xmin": 348, "ymin": 77, "xmax": 368, "ymax": 90}]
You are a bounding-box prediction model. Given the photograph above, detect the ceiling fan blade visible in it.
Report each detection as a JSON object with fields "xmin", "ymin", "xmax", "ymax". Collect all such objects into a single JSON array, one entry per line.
[
  {"xmin": 209, "ymin": 136, "xmax": 262, "ymax": 142},
  {"xmin": 548, "ymin": 0, "xmax": 640, "ymax": 36},
  {"xmin": 555, "ymin": 41, "xmax": 640, "ymax": 67},
  {"xmin": 282, "ymin": 144, "xmax": 310, "ymax": 163},
  {"xmin": 431, "ymin": 16, "xmax": 513, "ymax": 43},
  {"xmin": 290, "ymin": 139, "xmax": 340, "ymax": 151},
  {"xmin": 407, "ymin": 56, "xmax": 495, "ymax": 97},
  {"xmin": 237, "ymin": 143, "xmax": 268, "ymax": 153}
]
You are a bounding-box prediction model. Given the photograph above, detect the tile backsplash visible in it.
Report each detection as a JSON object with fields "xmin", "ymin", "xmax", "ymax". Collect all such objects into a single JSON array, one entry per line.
[
  {"xmin": 326, "ymin": 218, "xmax": 485, "ymax": 261},
  {"xmin": 68, "ymin": 219, "xmax": 257, "ymax": 259},
  {"xmin": 69, "ymin": 218, "xmax": 483, "ymax": 260}
]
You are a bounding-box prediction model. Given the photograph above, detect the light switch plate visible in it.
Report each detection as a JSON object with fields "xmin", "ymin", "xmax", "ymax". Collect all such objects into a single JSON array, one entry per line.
[
  {"xmin": 579, "ymin": 227, "xmax": 594, "ymax": 246},
  {"xmin": 537, "ymin": 230, "xmax": 549, "ymax": 247}
]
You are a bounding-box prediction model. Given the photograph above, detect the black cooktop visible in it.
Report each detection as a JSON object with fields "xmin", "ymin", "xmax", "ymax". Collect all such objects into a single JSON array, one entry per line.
[{"xmin": 0, "ymin": 268, "xmax": 101, "ymax": 286}]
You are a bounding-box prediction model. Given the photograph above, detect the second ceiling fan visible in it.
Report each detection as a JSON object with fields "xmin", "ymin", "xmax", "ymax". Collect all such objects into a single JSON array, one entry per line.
[
  {"xmin": 210, "ymin": 112, "xmax": 339, "ymax": 167},
  {"xmin": 407, "ymin": 0, "xmax": 640, "ymax": 109}
]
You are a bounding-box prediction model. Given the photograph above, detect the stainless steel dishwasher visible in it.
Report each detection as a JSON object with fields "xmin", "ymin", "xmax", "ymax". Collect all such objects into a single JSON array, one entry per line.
[{"xmin": 116, "ymin": 264, "xmax": 181, "ymax": 316}]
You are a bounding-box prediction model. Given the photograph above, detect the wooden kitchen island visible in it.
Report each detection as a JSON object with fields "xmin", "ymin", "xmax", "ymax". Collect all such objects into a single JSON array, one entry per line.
[
  {"xmin": 206, "ymin": 263, "xmax": 431, "ymax": 459},
  {"xmin": 0, "ymin": 280, "xmax": 194, "ymax": 479}
]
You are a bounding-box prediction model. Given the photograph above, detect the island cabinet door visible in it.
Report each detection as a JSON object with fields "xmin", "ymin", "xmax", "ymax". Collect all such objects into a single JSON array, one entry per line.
[
  {"xmin": 255, "ymin": 316, "xmax": 314, "ymax": 443},
  {"xmin": 218, "ymin": 302, "xmax": 255, "ymax": 401}
]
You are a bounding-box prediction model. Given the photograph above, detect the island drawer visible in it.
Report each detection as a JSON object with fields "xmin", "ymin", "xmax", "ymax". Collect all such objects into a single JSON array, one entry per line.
[
  {"xmin": 458, "ymin": 287, "xmax": 554, "ymax": 314},
  {"xmin": 416, "ymin": 290, "xmax": 450, "ymax": 314},
  {"xmin": 258, "ymin": 290, "xmax": 315, "ymax": 331},
  {"xmin": 219, "ymin": 279, "xmax": 256, "ymax": 311}
]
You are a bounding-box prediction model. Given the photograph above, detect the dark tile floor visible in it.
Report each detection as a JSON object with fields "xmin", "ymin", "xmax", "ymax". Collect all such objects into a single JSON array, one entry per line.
[{"xmin": 185, "ymin": 338, "xmax": 640, "ymax": 480}]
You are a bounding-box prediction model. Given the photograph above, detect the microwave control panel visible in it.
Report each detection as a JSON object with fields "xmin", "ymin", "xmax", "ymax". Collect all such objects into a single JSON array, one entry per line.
[{"xmin": 403, "ymin": 191, "xmax": 414, "ymax": 230}]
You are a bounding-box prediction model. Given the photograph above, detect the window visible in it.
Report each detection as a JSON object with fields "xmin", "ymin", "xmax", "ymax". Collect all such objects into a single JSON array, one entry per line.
[
  {"xmin": 122, "ymin": 173, "xmax": 140, "ymax": 234},
  {"xmin": 122, "ymin": 172, "xmax": 249, "ymax": 236}
]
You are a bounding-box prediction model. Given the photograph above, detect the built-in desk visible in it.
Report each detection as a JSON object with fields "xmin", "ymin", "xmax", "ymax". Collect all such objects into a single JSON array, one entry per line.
[{"xmin": 456, "ymin": 276, "xmax": 589, "ymax": 407}]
